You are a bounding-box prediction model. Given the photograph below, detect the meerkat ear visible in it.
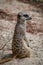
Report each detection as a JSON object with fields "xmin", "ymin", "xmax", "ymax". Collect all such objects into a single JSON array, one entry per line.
[
  {"xmin": 17, "ymin": 12, "xmax": 23, "ymax": 19},
  {"xmin": 18, "ymin": 14, "xmax": 21, "ymax": 19}
]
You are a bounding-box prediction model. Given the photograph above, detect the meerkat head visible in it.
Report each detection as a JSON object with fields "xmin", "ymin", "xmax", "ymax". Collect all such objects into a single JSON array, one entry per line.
[{"xmin": 17, "ymin": 12, "xmax": 32, "ymax": 23}]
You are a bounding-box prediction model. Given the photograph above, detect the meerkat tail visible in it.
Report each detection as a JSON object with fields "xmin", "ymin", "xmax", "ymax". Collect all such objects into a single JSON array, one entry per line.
[
  {"xmin": 0, "ymin": 55, "xmax": 17, "ymax": 64},
  {"xmin": 0, "ymin": 57, "xmax": 13, "ymax": 64},
  {"xmin": 0, "ymin": 53, "xmax": 18, "ymax": 64}
]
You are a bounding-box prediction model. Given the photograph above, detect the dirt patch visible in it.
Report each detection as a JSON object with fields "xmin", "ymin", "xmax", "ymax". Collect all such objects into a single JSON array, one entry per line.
[{"xmin": 0, "ymin": 9, "xmax": 17, "ymax": 21}]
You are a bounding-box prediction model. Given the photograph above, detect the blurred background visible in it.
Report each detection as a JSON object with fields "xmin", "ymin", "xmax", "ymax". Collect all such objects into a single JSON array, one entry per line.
[{"xmin": 0, "ymin": 0, "xmax": 43, "ymax": 65}]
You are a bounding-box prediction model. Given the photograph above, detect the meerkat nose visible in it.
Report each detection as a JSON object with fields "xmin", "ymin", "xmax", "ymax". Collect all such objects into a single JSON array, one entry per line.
[{"xmin": 27, "ymin": 16, "xmax": 32, "ymax": 20}]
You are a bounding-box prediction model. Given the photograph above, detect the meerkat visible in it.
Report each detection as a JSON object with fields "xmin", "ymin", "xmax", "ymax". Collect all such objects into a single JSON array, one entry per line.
[{"xmin": 0, "ymin": 12, "xmax": 32, "ymax": 64}]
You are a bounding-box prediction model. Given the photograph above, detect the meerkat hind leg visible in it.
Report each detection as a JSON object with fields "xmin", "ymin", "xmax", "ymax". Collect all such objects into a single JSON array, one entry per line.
[{"xmin": 21, "ymin": 40, "xmax": 30, "ymax": 58}]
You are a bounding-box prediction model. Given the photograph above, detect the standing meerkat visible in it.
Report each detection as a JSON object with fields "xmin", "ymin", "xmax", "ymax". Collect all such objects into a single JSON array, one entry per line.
[
  {"xmin": 12, "ymin": 12, "xmax": 32, "ymax": 58},
  {"xmin": 0, "ymin": 12, "xmax": 32, "ymax": 64}
]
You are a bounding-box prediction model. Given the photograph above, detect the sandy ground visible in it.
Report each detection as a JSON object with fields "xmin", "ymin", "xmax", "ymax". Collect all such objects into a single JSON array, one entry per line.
[{"xmin": 0, "ymin": 0, "xmax": 43, "ymax": 65}]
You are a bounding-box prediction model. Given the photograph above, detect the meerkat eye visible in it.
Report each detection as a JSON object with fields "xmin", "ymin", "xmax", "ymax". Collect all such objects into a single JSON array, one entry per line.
[{"xmin": 23, "ymin": 14, "xmax": 29, "ymax": 18}]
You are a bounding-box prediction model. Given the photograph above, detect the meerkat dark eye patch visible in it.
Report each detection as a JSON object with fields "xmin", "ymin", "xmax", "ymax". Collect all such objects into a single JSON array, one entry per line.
[
  {"xmin": 23, "ymin": 14, "xmax": 29, "ymax": 18},
  {"xmin": 23, "ymin": 14, "xmax": 32, "ymax": 20}
]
